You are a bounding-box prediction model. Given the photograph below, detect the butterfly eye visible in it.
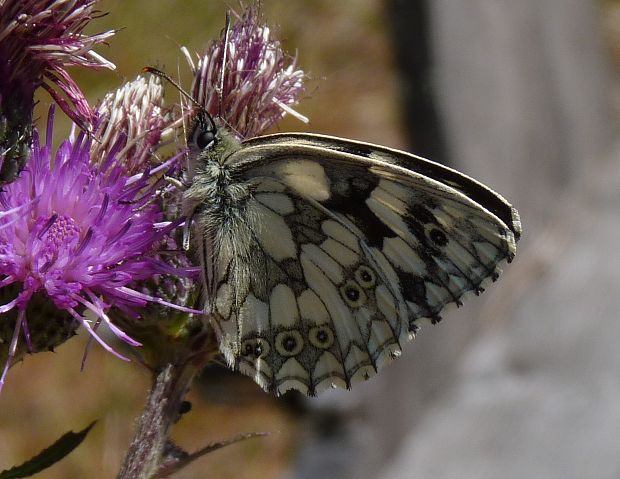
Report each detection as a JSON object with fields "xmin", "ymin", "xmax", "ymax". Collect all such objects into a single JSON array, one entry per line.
[
  {"xmin": 191, "ymin": 126, "xmax": 216, "ymax": 150},
  {"xmin": 189, "ymin": 111, "xmax": 217, "ymax": 150}
]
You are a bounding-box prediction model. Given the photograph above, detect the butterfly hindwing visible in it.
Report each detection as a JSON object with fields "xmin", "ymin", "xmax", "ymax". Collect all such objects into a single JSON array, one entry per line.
[{"xmin": 208, "ymin": 177, "xmax": 411, "ymax": 395}]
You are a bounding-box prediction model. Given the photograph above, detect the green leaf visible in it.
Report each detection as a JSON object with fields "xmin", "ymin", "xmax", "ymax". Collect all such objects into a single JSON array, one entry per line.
[{"xmin": 0, "ymin": 421, "xmax": 96, "ymax": 479}]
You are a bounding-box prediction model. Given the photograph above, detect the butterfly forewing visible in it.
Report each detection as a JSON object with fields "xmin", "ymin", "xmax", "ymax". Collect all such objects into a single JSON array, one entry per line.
[
  {"xmin": 235, "ymin": 136, "xmax": 520, "ymax": 318},
  {"xmin": 190, "ymin": 130, "xmax": 520, "ymax": 396},
  {"xmin": 235, "ymin": 133, "xmax": 521, "ymax": 239}
]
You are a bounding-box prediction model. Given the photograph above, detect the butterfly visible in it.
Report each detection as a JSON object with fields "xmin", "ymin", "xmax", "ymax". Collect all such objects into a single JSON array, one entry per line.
[{"xmin": 179, "ymin": 108, "xmax": 521, "ymax": 397}]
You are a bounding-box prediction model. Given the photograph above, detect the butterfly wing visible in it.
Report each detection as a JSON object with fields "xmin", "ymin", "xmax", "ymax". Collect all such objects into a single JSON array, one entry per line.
[
  {"xmin": 236, "ymin": 133, "xmax": 521, "ymax": 239},
  {"xmin": 207, "ymin": 178, "xmax": 412, "ymax": 395},
  {"xmin": 204, "ymin": 133, "xmax": 520, "ymax": 396}
]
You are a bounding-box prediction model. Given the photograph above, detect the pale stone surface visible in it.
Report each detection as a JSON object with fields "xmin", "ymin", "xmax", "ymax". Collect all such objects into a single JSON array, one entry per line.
[{"xmin": 383, "ymin": 149, "xmax": 620, "ymax": 478}]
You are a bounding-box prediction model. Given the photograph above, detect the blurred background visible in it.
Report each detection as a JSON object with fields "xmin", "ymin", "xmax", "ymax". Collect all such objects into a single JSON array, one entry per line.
[{"xmin": 1, "ymin": 0, "xmax": 619, "ymax": 477}]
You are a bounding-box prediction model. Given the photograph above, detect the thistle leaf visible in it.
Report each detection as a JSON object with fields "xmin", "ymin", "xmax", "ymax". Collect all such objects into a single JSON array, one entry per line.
[{"xmin": 0, "ymin": 422, "xmax": 96, "ymax": 479}]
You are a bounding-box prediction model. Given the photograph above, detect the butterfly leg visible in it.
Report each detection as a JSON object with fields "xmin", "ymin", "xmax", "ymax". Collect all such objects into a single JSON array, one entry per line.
[
  {"xmin": 182, "ymin": 211, "xmax": 194, "ymax": 251},
  {"xmin": 164, "ymin": 174, "xmax": 194, "ymax": 250},
  {"xmin": 164, "ymin": 175, "xmax": 190, "ymax": 190}
]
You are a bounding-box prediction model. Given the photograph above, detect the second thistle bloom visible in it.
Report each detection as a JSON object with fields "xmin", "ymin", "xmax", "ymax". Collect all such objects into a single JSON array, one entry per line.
[
  {"xmin": 93, "ymin": 75, "xmax": 171, "ymax": 175},
  {"xmin": 185, "ymin": 6, "xmax": 306, "ymax": 138}
]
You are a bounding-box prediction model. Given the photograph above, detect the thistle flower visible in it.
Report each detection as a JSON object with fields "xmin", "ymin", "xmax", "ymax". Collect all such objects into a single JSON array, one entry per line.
[
  {"xmin": 184, "ymin": 5, "xmax": 307, "ymax": 138},
  {"xmin": 84, "ymin": 69, "xmax": 216, "ymax": 370},
  {"xmin": 0, "ymin": 108, "xmax": 195, "ymax": 391},
  {"xmin": 93, "ymin": 75, "xmax": 172, "ymax": 175},
  {"xmin": 0, "ymin": 0, "xmax": 115, "ymax": 185}
]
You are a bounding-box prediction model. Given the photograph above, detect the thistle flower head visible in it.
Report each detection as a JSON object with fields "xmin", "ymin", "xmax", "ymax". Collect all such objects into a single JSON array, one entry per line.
[
  {"xmin": 0, "ymin": 0, "xmax": 115, "ymax": 185},
  {"xmin": 185, "ymin": 5, "xmax": 306, "ymax": 138},
  {"xmin": 93, "ymin": 75, "xmax": 172, "ymax": 174},
  {"xmin": 0, "ymin": 108, "xmax": 193, "ymax": 391}
]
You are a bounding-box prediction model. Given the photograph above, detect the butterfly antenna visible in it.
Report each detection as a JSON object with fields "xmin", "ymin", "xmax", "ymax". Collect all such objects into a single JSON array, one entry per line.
[
  {"xmin": 217, "ymin": 11, "xmax": 232, "ymax": 117},
  {"xmin": 175, "ymin": 62, "xmax": 193, "ymax": 173},
  {"xmin": 144, "ymin": 66, "xmax": 206, "ymax": 113}
]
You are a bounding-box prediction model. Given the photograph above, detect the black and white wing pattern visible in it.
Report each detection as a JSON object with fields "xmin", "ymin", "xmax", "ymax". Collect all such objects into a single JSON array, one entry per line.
[{"xmin": 197, "ymin": 132, "xmax": 521, "ymax": 396}]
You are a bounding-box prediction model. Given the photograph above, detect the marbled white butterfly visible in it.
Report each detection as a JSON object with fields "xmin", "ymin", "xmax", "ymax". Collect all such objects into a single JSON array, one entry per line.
[{"xmin": 181, "ymin": 109, "xmax": 521, "ymax": 397}]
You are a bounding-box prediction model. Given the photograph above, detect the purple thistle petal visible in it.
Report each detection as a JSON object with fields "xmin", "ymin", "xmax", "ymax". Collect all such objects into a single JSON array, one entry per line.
[
  {"xmin": 0, "ymin": 297, "xmax": 19, "ymax": 314},
  {"xmin": 115, "ymin": 287, "xmax": 204, "ymax": 316},
  {"xmin": 41, "ymin": 68, "xmax": 94, "ymax": 130},
  {"xmin": 66, "ymin": 306, "xmax": 130, "ymax": 361},
  {"xmin": 0, "ymin": 308, "xmax": 25, "ymax": 391},
  {"xmin": 75, "ymin": 294, "xmax": 142, "ymax": 347}
]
